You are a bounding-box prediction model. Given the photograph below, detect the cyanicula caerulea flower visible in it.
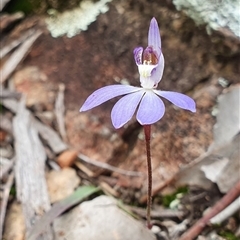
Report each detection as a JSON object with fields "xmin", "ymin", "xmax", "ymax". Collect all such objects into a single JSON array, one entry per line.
[{"xmin": 80, "ymin": 18, "xmax": 196, "ymax": 129}]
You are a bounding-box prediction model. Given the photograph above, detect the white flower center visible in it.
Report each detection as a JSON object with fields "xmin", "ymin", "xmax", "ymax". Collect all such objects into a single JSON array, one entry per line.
[
  {"xmin": 138, "ymin": 64, "xmax": 157, "ymax": 78},
  {"xmin": 137, "ymin": 46, "xmax": 159, "ymax": 89}
]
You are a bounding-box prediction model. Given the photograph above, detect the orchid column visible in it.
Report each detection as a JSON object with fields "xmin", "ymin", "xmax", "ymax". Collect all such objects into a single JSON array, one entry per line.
[{"xmin": 80, "ymin": 18, "xmax": 196, "ymax": 228}]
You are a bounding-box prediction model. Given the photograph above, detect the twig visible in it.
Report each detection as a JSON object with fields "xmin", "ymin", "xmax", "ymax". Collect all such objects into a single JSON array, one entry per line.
[
  {"xmin": 0, "ymin": 30, "xmax": 42, "ymax": 83},
  {"xmin": 0, "ymin": 0, "xmax": 11, "ymax": 11},
  {"xmin": 1, "ymin": 98, "xmax": 68, "ymax": 154},
  {"xmin": 33, "ymin": 117, "xmax": 68, "ymax": 154},
  {"xmin": 74, "ymin": 161, "xmax": 94, "ymax": 177},
  {"xmin": 0, "ymin": 172, "xmax": 14, "ymax": 238},
  {"xmin": 100, "ymin": 181, "xmax": 119, "ymax": 197},
  {"xmin": 0, "ymin": 113, "xmax": 13, "ymax": 134},
  {"xmin": 0, "ymin": 89, "xmax": 21, "ymax": 99},
  {"xmin": 179, "ymin": 180, "xmax": 240, "ymax": 240},
  {"xmin": 78, "ymin": 153, "xmax": 143, "ymax": 177},
  {"xmin": 210, "ymin": 196, "xmax": 240, "ymax": 224},
  {"xmin": 0, "ymin": 29, "xmax": 32, "ymax": 59},
  {"xmin": 1, "ymin": 98, "xmax": 19, "ymax": 113},
  {"xmin": 0, "ymin": 12, "xmax": 24, "ymax": 32},
  {"xmin": 13, "ymin": 98, "xmax": 53, "ymax": 239},
  {"xmin": 128, "ymin": 205, "xmax": 184, "ymax": 219},
  {"xmin": 0, "ymin": 157, "xmax": 14, "ymax": 180},
  {"xmin": 55, "ymin": 83, "xmax": 67, "ymax": 142}
]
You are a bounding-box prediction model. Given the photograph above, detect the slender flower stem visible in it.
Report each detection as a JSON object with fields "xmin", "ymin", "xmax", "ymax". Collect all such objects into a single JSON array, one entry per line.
[{"xmin": 143, "ymin": 124, "xmax": 152, "ymax": 229}]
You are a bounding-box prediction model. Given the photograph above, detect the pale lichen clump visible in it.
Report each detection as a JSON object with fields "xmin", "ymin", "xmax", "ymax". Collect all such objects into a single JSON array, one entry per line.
[
  {"xmin": 46, "ymin": 0, "xmax": 112, "ymax": 38},
  {"xmin": 173, "ymin": 0, "xmax": 240, "ymax": 38}
]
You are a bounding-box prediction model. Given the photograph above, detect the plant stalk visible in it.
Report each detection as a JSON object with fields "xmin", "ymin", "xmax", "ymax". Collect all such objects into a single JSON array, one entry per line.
[{"xmin": 143, "ymin": 124, "xmax": 152, "ymax": 229}]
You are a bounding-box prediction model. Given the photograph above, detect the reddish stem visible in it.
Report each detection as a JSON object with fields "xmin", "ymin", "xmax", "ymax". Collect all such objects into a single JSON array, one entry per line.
[{"xmin": 143, "ymin": 124, "xmax": 152, "ymax": 229}]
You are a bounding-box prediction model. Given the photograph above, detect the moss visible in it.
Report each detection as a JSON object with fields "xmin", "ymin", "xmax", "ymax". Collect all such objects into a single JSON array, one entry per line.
[
  {"xmin": 161, "ymin": 186, "xmax": 188, "ymax": 208},
  {"xmin": 173, "ymin": 0, "xmax": 240, "ymax": 38},
  {"xmin": 4, "ymin": 0, "xmax": 33, "ymax": 14},
  {"xmin": 10, "ymin": 186, "xmax": 16, "ymax": 197},
  {"xmin": 219, "ymin": 230, "xmax": 239, "ymax": 240}
]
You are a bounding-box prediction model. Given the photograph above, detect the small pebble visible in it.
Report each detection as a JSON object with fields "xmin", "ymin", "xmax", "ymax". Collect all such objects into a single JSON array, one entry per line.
[{"xmin": 57, "ymin": 149, "xmax": 78, "ymax": 168}]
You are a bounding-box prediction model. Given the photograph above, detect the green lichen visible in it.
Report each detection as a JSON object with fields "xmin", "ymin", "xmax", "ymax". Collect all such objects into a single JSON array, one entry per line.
[
  {"xmin": 173, "ymin": 0, "xmax": 240, "ymax": 37},
  {"xmin": 46, "ymin": 0, "xmax": 112, "ymax": 38}
]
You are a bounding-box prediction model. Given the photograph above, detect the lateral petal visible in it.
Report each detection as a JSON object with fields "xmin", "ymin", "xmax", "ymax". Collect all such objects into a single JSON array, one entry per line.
[
  {"xmin": 137, "ymin": 91, "xmax": 165, "ymax": 125},
  {"xmin": 80, "ymin": 85, "xmax": 140, "ymax": 112},
  {"xmin": 133, "ymin": 47, "xmax": 143, "ymax": 65},
  {"xmin": 111, "ymin": 90, "xmax": 145, "ymax": 129},
  {"xmin": 155, "ymin": 90, "xmax": 196, "ymax": 112}
]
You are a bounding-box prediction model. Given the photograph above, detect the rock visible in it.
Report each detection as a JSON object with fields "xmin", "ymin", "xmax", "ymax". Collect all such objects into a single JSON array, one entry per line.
[
  {"xmin": 212, "ymin": 85, "xmax": 240, "ymax": 149},
  {"xmin": 168, "ymin": 85, "xmax": 240, "ymax": 193},
  {"xmin": 46, "ymin": 168, "xmax": 80, "ymax": 203},
  {"xmin": 173, "ymin": 0, "xmax": 240, "ymax": 39},
  {"xmin": 65, "ymin": 110, "xmax": 124, "ymax": 172},
  {"xmin": 56, "ymin": 149, "xmax": 78, "ymax": 168},
  {"xmin": 3, "ymin": 201, "xmax": 25, "ymax": 240},
  {"xmin": 53, "ymin": 195, "xmax": 156, "ymax": 240}
]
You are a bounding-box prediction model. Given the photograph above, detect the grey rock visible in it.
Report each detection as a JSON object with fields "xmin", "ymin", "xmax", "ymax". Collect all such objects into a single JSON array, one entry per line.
[{"xmin": 53, "ymin": 195, "xmax": 156, "ymax": 240}]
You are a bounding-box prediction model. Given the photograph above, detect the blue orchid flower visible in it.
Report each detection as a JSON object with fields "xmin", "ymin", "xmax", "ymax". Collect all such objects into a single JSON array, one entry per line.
[{"xmin": 80, "ymin": 18, "xmax": 196, "ymax": 128}]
